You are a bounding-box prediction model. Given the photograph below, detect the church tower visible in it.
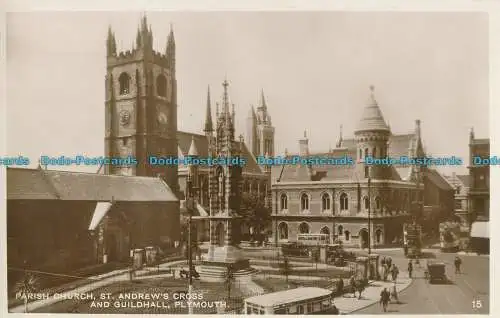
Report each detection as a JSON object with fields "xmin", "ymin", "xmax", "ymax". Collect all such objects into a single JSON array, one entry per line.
[
  {"xmin": 246, "ymin": 90, "xmax": 275, "ymax": 160},
  {"xmin": 354, "ymin": 86, "xmax": 391, "ymax": 180},
  {"xmin": 104, "ymin": 16, "xmax": 179, "ymax": 194}
]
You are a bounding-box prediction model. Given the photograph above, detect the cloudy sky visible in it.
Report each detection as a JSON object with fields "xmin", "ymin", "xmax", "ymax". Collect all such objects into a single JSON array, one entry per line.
[{"xmin": 6, "ymin": 11, "xmax": 489, "ymax": 175}]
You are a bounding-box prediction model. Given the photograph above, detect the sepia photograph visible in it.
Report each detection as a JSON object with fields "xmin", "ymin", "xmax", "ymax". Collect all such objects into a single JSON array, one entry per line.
[{"xmin": 5, "ymin": 11, "xmax": 490, "ymax": 314}]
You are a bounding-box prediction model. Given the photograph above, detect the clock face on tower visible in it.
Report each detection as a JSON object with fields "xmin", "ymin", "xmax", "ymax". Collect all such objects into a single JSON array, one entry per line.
[{"xmin": 157, "ymin": 112, "xmax": 167, "ymax": 125}]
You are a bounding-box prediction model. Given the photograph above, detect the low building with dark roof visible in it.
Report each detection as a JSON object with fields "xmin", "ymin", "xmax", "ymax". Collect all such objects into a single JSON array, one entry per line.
[
  {"xmin": 7, "ymin": 167, "xmax": 179, "ymax": 290},
  {"xmin": 271, "ymin": 87, "xmax": 454, "ymax": 248}
]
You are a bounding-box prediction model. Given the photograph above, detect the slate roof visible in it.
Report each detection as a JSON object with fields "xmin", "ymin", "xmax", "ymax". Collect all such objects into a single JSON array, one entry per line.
[
  {"xmin": 177, "ymin": 131, "xmax": 264, "ymax": 174},
  {"xmin": 7, "ymin": 167, "xmax": 178, "ymax": 202},
  {"xmin": 425, "ymin": 169, "xmax": 454, "ymax": 191},
  {"xmin": 276, "ymin": 132, "xmax": 420, "ymax": 183},
  {"xmin": 355, "ymin": 94, "xmax": 390, "ymax": 132}
]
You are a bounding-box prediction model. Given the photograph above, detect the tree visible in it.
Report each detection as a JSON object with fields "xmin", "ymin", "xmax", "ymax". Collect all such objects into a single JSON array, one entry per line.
[
  {"xmin": 14, "ymin": 272, "xmax": 39, "ymax": 313},
  {"xmin": 239, "ymin": 192, "xmax": 271, "ymax": 241},
  {"xmin": 280, "ymin": 257, "xmax": 292, "ymax": 284},
  {"xmin": 223, "ymin": 265, "xmax": 235, "ymax": 300}
]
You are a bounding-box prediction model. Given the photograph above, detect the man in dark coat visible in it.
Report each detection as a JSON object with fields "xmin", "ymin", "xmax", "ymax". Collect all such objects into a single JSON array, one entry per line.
[{"xmin": 380, "ymin": 288, "xmax": 390, "ymax": 312}]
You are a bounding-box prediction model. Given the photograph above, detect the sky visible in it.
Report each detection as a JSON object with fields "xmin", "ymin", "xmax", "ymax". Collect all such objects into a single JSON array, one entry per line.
[{"xmin": 6, "ymin": 11, "xmax": 489, "ymax": 175}]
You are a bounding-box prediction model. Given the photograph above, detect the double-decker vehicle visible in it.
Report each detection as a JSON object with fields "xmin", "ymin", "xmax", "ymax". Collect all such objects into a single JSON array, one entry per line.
[{"xmin": 403, "ymin": 222, "xmax": 422, "ymax": 258}]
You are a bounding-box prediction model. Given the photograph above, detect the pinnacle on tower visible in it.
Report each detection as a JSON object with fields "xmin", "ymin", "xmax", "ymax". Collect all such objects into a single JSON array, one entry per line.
[
  {"xmin": 106, "ymin": 26, "xmax": 117, "ymax": 56},
  {"xmin": 188, "ymin": 136, "xmax": 199, "ymax": 156},
  {"xmin": 259, "ymin": 89, "xmax": 267, "ymax": 109},
  {"xmin": 204, "ymin": 86, "xmax": 214, "ymax": 133}
]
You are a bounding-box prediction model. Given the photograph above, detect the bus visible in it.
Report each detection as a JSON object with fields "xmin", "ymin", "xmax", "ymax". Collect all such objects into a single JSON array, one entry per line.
[
  {"xmin": 297, "ymin": 233, "xmax": 330, "ymax": 246},
  {"xmin": 403, "ymin": 223, "xmax": 422, "ymax": 258},
  {"xmin": 244, "ymin": 287, "xmax": 338, "ymax": 315}
]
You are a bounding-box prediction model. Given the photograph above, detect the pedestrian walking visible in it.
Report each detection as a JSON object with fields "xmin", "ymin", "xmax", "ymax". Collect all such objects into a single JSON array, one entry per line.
[
  {"xmin": 454, "ymin": 256, "xmax": 462, "ymax": 274},
  {"xmin": 391, "ymin": 264, "xmax": 399, "ymax": 282},
  {"xmin": 349, "ymin": 275, "xmax": 356, "ymax": 298},
  {"xmin": 382, "ymin": 263, "xmax": 388, "ymax": 281},
  {"xmin": 391, "ymin": 283, "xmax": 399, "ymax": 304},
  {"xmin": 387, "ymin": 257, "xmax": 392, "ymax": 268},
  {"xmin": 380, "ymin": 287, "xmax": 390, "ymax": 312},
  {"xmin": 407, "ymin": 260, "xmax": 413, "ymax": 278}
]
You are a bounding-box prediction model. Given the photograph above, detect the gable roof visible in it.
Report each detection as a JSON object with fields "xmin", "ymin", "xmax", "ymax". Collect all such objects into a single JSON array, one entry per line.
[
  {"xmin": 426, "ymin": 169, "xmax": 454, "ymax": 191},
  {"xmin": 7, "ymin": 167, "xmax": 178, "ymax": 202},
  {"xmin": 177, "ymin": 131, "xmax": 264, "ymax": 174}
]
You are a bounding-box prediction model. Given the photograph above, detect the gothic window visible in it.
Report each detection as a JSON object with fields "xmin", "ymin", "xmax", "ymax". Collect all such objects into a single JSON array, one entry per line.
[
  {"xmin": 373, "ymin": 147, "xmax": 377, "ymax": 158},
  {"xmin": 321, "ymin": 193, "xmax": 331, "ymax": 211},
  {"xmin": 364, "ymin": 148, "xmax": 369, "ymax": 158},
  {"xmin": 338, "ymin": 225, "xmax": 343, "ymax": 235},
  {"xmin": 300, "ymin": 193, "xmax": 309, "ymax": 211},
  {"xmin": 455, "ymin": 186, "xmax": 461, "ymax": 195},
  {"xmin": 364, "ymin": 196, "xmax": 370, "ymax": 210},
  {"xmin": 280, "ymin": 193, "xmax": 288, "ymax": 211},
  {"xmin": 299, "ymin": 222, "xmax": 310, "ymax": 234},
  {"xmin": 375, "ymin": 197, "xmax": 381, "ymax": 210},
  {"xmin": 119, "ymin": 72, "xmax": 131, "ymax": 95},
  {"xmin": 359, "ymin": 149, "xmax": 362, "ymax": 159},
  {"xmin": 345, "ymin": 230, "xmax": 350, "ymax": 241},
  {"xmin": 278, "ymin": 222, "xmax": 288, "ymax": 240},
  {"xmin": 156, "ymin": 74, "xmax": 167, "ymax": 97},
  {"xmin": 340, "ymin": 193, "xmax": 348, "ymax": 210}
]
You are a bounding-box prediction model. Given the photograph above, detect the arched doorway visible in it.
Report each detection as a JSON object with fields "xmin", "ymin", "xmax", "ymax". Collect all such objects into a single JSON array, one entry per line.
[
  {"xmin": 320, "ymin": 226, "xmax": 330, "ymax": 244},
  {"xmin": 215, "ymin": 223, "xmax": 225, "ymax": 246},
  {"xmin": 359, "ymin": 229, "xmax": 369, "ymax": 248}
]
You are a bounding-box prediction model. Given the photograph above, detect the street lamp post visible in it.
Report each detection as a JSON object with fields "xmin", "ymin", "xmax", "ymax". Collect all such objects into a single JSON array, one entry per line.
[
  {"xmin": 368, "ymin": 173, "xmax": 371, "ymax": 255},
  {"xmin": 186, "ymin": 175, "xmax": 197, "ymax": 315}
]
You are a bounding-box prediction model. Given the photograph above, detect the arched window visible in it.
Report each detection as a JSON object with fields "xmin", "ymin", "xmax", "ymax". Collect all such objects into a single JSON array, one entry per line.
[
  {"xmin": 321, "ymin": 193, "xmax": 331, "ymax": 211},
  {"xmin": 300, "ymin": 193, "xmax": 309, "ymax": 211},
  {"xmin": 338, "ymin": 225, "xmax": 343, "ymax": 235},
  {"xmin": 376, "ymin": 229, "xmax": 382, "ymax": 244},
  {"xmin": 119, "ymin": 72, "xmax": 131, "ymax": 95},
  {"xmin": 156, "ymin": 74, "xmax": 167, "ymax": 97},
  {"xmin": 278, "ymin": 223, "xmax": 288, "ymax": 240},
  {"xmin": 298, "ymin": 222, "xmax": 309, "ymax": 234},
  {"xmin": 364, "ymin": 196, "xmax": 370, "ymax": 210},
  {"xmin": 340, "ymin": 193, "xmax": 348, "ymax": 210},
  {"xmin": 373, "ymin": 147, "xmax": 377, "ymax": 158},
  {"xmin": 364, "ymin": 148, "xmax": 369, "ymax": 158},
  {"xmin": 345, "ymin": 230, "xmax": 350, "ymax": 241},
  {"xmin": 320, "ymin": 226, "xmax": 330, "ymax": 235},
  {"xmin": 375, "ymin": 197, "xmax": 381, "ymax": 210},
  {"xmin": 280, "ymin": 193, "xmax": 288, "ymax": 211}
]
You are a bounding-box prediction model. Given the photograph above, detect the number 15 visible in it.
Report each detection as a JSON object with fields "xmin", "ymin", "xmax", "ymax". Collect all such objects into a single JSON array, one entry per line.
[{"xmin": 472, "ymin": 300, "xmax": 482, "ymax": 309}]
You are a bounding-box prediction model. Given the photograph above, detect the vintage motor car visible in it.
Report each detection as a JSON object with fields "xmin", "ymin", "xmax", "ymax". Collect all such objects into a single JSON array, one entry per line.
[{"xmin": 425, "ymin": 261, "xmax": 446, "ymax": 284}]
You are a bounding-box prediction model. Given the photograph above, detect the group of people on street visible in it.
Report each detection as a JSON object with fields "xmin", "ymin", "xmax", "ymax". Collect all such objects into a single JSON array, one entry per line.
[{"xmin": 381, "ymin": 257, "xmax": 400, "ymax": 282}]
